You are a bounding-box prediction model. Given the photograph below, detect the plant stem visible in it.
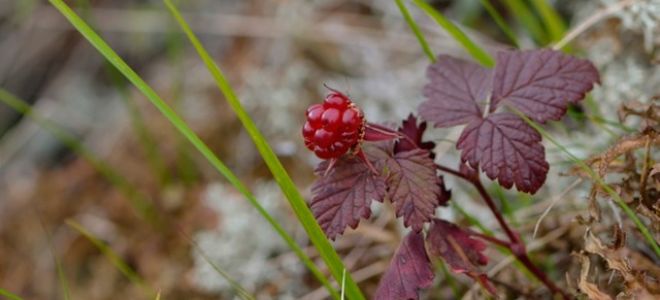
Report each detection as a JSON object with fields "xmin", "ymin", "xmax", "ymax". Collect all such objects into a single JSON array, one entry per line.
[
  {"xmin": 514, "ymin": 250, "xmax": 568, "ymax": 299},
  {"xmin": 436, "ymin": 164, "xmax": 570, "ymax": 299},
  {"xmin": 473, "ymin": 180, "xmax": 519, "ymax": 243},
  {"xmin": 470, "ymin": 232, "xmax": 510, "ymax": 248}
]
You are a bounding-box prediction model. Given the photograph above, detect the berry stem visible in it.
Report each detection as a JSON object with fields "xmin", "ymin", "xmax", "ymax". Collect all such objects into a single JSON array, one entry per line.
[
  {"xmin": 436, "ymin": 163, "xmax": 570, "ymax": 299},
  {"xmin": 363, "ymin": 122, "xmax": 403, "ymax": 142},
  {"xmin": 356, "ymin": 149, "xmax": 379, "ymax": 175}
]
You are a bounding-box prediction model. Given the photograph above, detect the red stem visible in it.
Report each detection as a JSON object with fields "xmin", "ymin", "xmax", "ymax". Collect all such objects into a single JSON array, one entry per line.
[
  {"xmin": 470, "ymin": 231, "xmax": 510, "ymax": 248},
  {"xmin": 436, "ymin": 164, "xmax": 570, "ymax": 299},
  {"xmin": 473, "ymin": 180, "xmax": 519, "ymax": 243}
]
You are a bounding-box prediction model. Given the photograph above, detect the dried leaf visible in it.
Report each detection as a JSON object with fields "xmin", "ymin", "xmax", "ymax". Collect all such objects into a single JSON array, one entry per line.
[
  {"xmin": 419, "ymin": 55, "xmax": 490, "ymax": 127},
  {"xmin": 650, "ymin": 163, "xmax": 660, "ymax": 181},
  {"xmin": 581, "ymin": 129, "xmax": 659, "ymax": 179},
  {"xmin": 618, "ymin": 100, "xmax": 659, "ymax": 125},
  {"xmin": 375, "ymin": 231, "xmax": 434, "ymax": 300},
  {"xmin": 310, "ymin": 150, "xmax": 387, "ymax": 240},
  {"xmin": 387, "ymin": 149, "xmax": 442, "ymax": 231},
  {"xmin": 584, "ymin": 232, "xmax": 660, "ymax": 298},
  {"xmin": 457, "ymin": 113, "xmax": 548, "ymax": 193},
  {"xmin": 491, "ymin": 49, "xmax": 599, "ymax": 123},
  {"xmin": 575, "ymin": 253, "xmax": 613, "ymax": 300},
  {"xmin": 585, "ymin": 232, "xmax": 632, "ymax": 277}
]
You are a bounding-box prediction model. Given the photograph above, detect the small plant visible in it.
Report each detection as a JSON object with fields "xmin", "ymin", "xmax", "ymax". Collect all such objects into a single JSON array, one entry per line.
[{"xmin": 304, "ymin": 49, "xmax": 599, "ymax": 299}]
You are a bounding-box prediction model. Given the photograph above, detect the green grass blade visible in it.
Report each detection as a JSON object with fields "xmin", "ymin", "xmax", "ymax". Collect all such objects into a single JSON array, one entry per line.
[
  {"xmin": 394, "ymin": 0, "xmax": 436, "ymax": 62},
  {"xmin": 36, "ymin": 212, "xmax": 71, "ymax": 300},
  {"xmin": 502, "ymin": 0, "xmax": 548, "ymax": 44},
  {"xmin": 165, "ymin": 30, "xmax": 199, "ymax": 185},
  {"xmin": 436, "ymin": 260, "xmax": 461, "ymax": 297},
  {"xmin": 181, "ymin": 230, "xmax": 255, "ymax": 300},
  {"xmin": 509, "ymin": 107, "xmax": 660, "ymax": 257},
  {"xmin": 0, "ymin": 289, "xmax": 23, "ymax": 300},
  {"xmin": 479, "ymin": 0, "xmax": 519, "ymax": 47},
  {"xmin": 529, "ymin": 0, "xmax": 565, "ymax": 42},
  {"xmin": 451, "ymin": 202, "xmax": 492, "ymax": 235},
  {"xmin": 54, "ymin": 255, "xmax": 71, "ymax": 300},
  {"xmin": 0, "ymin": 89, "xmax": 159, "ymax": 225},
  {"xmin": 108, "ymin": 67, "xmax": 171, "ymax": 186},
  {"xmin": 66, "ymin": 219, "xmax": 157, "ymax": 298},
  {"xmin": 78, "ymin": 0, "xmax": 170, "ymax": 186},
  {"xmin": 411, "ymin": 0, "xmax": 494, "ymax": 67},
  {"xmin": 47, "ymin": 1, "xmax": 342, "ymax": 298},
  {"xmin": 162, "ymin": 1, "xmax": 355, "ymax": 298}
]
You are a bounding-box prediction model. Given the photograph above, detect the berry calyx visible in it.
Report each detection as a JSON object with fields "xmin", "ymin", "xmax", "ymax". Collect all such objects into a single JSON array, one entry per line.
[{"xmin": 303, "ymin": 90, "xmax": 364, "ymax": 159}]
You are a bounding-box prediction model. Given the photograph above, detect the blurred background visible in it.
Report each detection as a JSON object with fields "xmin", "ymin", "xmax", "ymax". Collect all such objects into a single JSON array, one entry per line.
[{"xmin": 0, "ymin": 0, "xmax": 658, "ymax": 299}]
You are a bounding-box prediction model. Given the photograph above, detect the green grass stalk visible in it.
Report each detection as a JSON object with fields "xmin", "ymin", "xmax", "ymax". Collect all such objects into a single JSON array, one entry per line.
[
  {"xmin": 48, "ymin": 1, "xmax": 344, "ymax": 297},
  {"xmin": 162, "ymin": 1, "xmax": 360, "ymax": 298},
  {"xmin": 0, "ymin": 88, "xmax": 159, "ymax": 225},
  {"xmin": 394, "ymin": 0, "xmax": 436, "ymax": 62},
  {"xmin": 66, "ymin": 219, "xmax": 157, "ymax": 298},
  {"xmin": 502, "ymin": 0, "xmax": 548, "ymax": 44},
  {"xmin": 0, "ymin": 289, "xmax": 23, "ymax": 300},
  {"xmin": 529, "ymin": 0, "xmax": 566, "ymax": 42},
  {"xmin": 411, "ymin": 0, "xmax": 495, "ymax": 67},
  {"xmin": 181, "ymin": 230, "xmax": 255, "ymax": 300},
  {"xmin": 479, "ymin": 0, "xmax": 520, "ymax": 47}
]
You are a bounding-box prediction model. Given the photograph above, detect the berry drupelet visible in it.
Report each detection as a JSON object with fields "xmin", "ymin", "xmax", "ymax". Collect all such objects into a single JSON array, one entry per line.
[{"xmin": 302, "ymin": 91, "xmax": 364, "ymax": 159}]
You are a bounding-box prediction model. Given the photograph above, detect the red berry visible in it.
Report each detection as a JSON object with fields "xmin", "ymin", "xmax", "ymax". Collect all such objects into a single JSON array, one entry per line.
[
  {"xmin": 324, "ymin": 93, "xmax": 350, "ymax": 108},
  {"xmin": 306, "ymin": 104, "xmax": 324, "ymax": 127},
  {"xmin": 321, "ymin": 108, "xmax": 341, "ymax": 130},
  {"xmin": 303, "ymin": 91, "xmax": 364, "ymax": 159}
]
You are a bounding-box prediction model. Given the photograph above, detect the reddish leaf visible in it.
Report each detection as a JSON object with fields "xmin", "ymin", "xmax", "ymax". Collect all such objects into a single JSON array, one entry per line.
[
  {"xmin": 394, "ymin": 114, "xmax": 435, "ymax": 155},
  {"xmin": 387, "ymin": 149, "xmax": 442, "ymax": 231},
  {"xmin": 427, "ymin": 219, "xmax": 488, "ymax": 272},
  {"xmin": 427, "ymin": 219, "xmax": 496, "ymax": 295},
  {"xmin": 394, "ymin": 115, "xmax": 451, "ymax": 207},
  {"xmin": 419, "ymin": 55, "xmax": 491, "ymax": 127},
  {"xmin": 375, "ymin": 231, "xmax": 434, "ymax": 300},
  {"xmin": 456, "ymin": 113, "xmax": 548, "ymax": 193},
  {"xmin": 310, "ymin": 148, "xmax": 387, "ymax": 240},
  {"xmin": 490, "ymin": 49, "xmax": 600, "ymax": 123}
]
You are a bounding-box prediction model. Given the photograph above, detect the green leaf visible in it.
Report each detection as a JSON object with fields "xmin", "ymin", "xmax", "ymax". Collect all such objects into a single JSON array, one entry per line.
[{"xmin": 411, "ymin": 0, "xmax": 495, "ymax": 67}]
